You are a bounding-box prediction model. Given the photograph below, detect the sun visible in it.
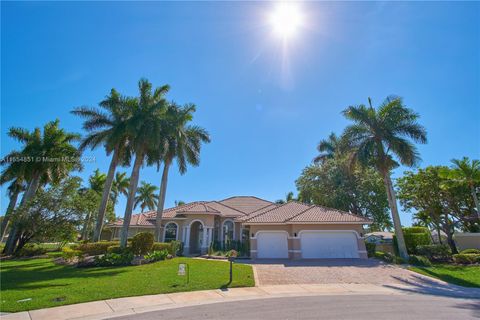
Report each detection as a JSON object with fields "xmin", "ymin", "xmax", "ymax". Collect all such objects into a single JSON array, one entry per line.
[{"xmin": 269, "ymin": 3, "xmax": 303, "ymax": 39}]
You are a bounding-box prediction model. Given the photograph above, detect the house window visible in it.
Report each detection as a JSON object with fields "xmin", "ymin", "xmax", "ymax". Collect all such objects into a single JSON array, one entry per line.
[
  {"xmin": 223, "ymin": 220, "xmax": 234, "ymax": 242},
  {"xmin": 164, "ymin": 223, "xmax": 178, "ymax": 242}
]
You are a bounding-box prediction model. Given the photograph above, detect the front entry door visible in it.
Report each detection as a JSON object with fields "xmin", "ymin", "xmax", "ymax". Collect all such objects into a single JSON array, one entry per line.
[{"xmin": 189, "ymin": 221, "xmax": 204, "ymax": 254}]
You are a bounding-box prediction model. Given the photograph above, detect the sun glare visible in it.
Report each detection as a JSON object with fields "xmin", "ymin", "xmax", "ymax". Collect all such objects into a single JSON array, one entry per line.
[{"xmin": 269, "ymin": 3, "xmax": 303, "ymax": 39}]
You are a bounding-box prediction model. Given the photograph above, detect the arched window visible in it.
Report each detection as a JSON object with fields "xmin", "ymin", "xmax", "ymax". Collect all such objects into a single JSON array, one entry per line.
[
  {"xmin": 164, "ymin": 222, "xmax": 178, "ymax": 242},
  {"xmin": 223, "ymin": 220, "xmax": 234, "ymax": 242}
]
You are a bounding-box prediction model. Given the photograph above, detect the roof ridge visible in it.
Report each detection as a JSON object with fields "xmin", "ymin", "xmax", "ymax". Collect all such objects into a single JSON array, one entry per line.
[
  {"xmin": 243, "ymin": 201, "xmax": 294, "ymax": 223},
  {"xmin": 210, "ymin": 201, "xmax": 249, "ymax": 215},
  {"xmin": 284, "ymin": 203, "xmax": 316, "ymax": 222},
  {"xmin": 219, "ymin": 195, "xmax": 272, "ymax": 203}
]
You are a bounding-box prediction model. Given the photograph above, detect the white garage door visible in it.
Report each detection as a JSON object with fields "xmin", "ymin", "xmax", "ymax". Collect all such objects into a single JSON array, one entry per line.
[
  {"xmin": 300, "ymin": 231, "xmax": 359, "ymax": 258},
  {"xmin": 256, "ymin": 231, "xmax": 289, "ymax": 259}
]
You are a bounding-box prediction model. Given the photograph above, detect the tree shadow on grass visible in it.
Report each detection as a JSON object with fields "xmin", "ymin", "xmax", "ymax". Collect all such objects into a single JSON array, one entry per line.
[
  {"xmin": 413, "ymin": 267, "xmax": 479, "ymax": 288},
  {"xmin": 1, "ymin": 264, "xmax": 127, "ymax": 291}
]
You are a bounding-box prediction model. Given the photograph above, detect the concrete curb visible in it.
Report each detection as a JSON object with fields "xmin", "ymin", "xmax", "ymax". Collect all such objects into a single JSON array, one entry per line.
[{"xmin": 1, "ymin": 284, "xmax": 415, "ymax": 320}]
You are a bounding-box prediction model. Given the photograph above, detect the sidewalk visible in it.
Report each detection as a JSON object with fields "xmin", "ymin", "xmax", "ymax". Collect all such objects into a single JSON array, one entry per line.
[{"xmin": 0, "ymin": 283, "xmax": 440, "ymax": 320}]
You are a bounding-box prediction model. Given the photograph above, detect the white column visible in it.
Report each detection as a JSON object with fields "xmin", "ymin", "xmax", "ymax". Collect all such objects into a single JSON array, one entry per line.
[
  {"xmin": 207, "ymin": 228, "xmax": 213, "ymax": 245},
  {"xmin": 184, "ymin": 226, "xmax": 191, "ymax": 255},
  {"xmin": 201, "ymin": 227, "xmax": 208, "ymax": 251}
]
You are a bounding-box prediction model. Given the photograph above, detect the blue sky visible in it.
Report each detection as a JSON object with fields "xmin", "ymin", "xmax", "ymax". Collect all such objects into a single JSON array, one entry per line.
[{"xmin": 1, "ymin": 1, "xmax": 479, "ymax": 226}]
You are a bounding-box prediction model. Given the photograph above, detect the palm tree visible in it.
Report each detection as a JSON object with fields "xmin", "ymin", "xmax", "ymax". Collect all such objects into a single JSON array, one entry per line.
[
  {"xmin": 275, "ymin": 191, "xmax": 295, "ymax": 204},
  {"xmin": 342, "ymin": 96, "xmax": 427, "ymax": 260},
  {"xmin": 443, "ymin": 157, "xmax": 480, "ymax": 218},
  {"xmin": 134, "ymin": 182, "xmax": 159, "ymax": 212},
  {"xmin": 72, "ymin": 89, "xmax": 133, "ymax": 242},
  {"xmin": 89, "ymin": 169, "xmax": 106, "ymax": 194},
  {"xmin": 314, "ymin": 132, "xmax": 341, "ymax": 164},
  {"xmin": 111, "ymin": 172, "xmax": 130, "ymax": 205},
  {"xmin": 2, "ymin": 120, "xmax": 81, "ymax": 254},
  {"xmin": 0, "ymin": 178, "xmax": 26, "ymax": 241},
  {"xmin": 119, "ymin": 79, "xmax": 170, "ymax": 248},
  {"xmin": 152, "ymin": 103, "xmax": 211, "ymax": 242}
]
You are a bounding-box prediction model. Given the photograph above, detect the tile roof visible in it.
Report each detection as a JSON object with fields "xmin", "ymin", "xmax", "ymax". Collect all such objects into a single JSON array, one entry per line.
[
  {"xmin": 235, "ymin": 204, "xmax": 279, "ymax": 222},
  {"xmin": 219, "ymin": 196, "xmax": 273, "ymax": 214},
  {"xmin": 243, "ymin": 202, "xmax": 372, "ymax": 224}
]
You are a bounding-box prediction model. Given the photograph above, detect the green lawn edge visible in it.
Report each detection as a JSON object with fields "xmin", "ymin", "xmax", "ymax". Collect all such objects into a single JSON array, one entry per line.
[
  {"xmin": 408, "ymin": 264, "xmax": 480, "ymax": 288},
  {"xmin": 0, "ymin": 257, "xmax": 255, "ymax": 313}
]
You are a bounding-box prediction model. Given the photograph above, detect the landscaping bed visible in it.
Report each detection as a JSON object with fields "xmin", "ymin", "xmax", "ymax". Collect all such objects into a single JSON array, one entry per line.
[{"xmin": 0, "ymin": 256, "xmax": 255, "ymax": 312}]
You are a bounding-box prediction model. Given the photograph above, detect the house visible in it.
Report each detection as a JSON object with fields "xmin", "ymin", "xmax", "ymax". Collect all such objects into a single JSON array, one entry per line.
[
  {"xmin": 365, "ymin": 232, "xmax": 394, "ymax": 244},
  {"xmin": 106, "ymin": 196, "xmax": 372, "ymax": 259}
]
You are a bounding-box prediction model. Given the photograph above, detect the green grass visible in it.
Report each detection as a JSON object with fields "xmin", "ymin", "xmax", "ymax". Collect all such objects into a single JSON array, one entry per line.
[
  {"xmin": 409, "ymin": 264, "xmax": 480, "ymax": 288},
  {"xmin": 0, "ymin": 257, "xmax": 254, "ymax": 312}
]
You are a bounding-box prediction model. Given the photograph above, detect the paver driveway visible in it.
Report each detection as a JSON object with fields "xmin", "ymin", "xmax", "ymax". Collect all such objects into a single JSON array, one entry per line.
[{"xmin": 246, "ymin": 259, "xmax": 433, "ymax": 286}]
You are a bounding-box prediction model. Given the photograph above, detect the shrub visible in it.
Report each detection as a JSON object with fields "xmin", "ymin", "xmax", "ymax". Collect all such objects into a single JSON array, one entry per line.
[
  {"xmin": 375, "ymin": 251, "xmax": 394, "ymax": 263},
  {"xmin": 408, "ymin": 255, "xmax": 432, "ymax": 267},
  {"xmin": 62, "ymin": 247, "xmax": 82, "ymax": 260},
  {"xmin": 144, "ymin": 249, "xmax": 169, "ymax": 262},
  {"xmin": 131, "ymin": 232, "xmax": 154, "ymax": 255},
  {"xmin": 453, "ymin": 254, "xmax": 480, "ymax": 265},
  {"xmin": 107, "ymin": 245, "xmax": 132, "ymax": 254},
  {"xmin": 152, "ymin": 242, "xmax": 172, "ymax": 254},
  {"xmin": 94, "ymin": 252, "xmax": 134, "ymax": 266},
  {"xmin": 393, "ymin": 256, "xmax": 405, "ymax": 264},
  {"xmin": 416, "ymin": 244, "xmax": 451, "ymax": 262},
  {"xmin": 15, "ymin": 244, "xmax": 48, "ymax": 257},
  {"xmin": 365, "ymin": 242, "xmax": 376, "ymax": 258},
  {"xmin": 226, "ymin": 249, "xmax": 238, "ymax": 258},
  {"xmin": 460, "ymin": 249, "xmax": 480, "ymax": 255},
  {"xmin": 394, "ymin": 227, "xmax": 431, "ymax": 255},
  {"xmin": 75, "ymin": 241, "xmax": 119, "ymax": 256},
  {"xmin": 170, "ymin": 240, "xmax": 183, "ymax": 256}
]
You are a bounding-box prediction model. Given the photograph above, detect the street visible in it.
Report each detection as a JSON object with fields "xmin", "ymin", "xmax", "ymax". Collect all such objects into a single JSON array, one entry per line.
[{"xmin": 114, "ymin": 294, "xmax": 479, "ymax": 320}]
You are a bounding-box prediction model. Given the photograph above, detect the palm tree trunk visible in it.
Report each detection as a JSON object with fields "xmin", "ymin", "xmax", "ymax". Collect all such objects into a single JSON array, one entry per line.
[
  {"xmin": 470, "ymin": 185, "xmax": 480, "ymax": 219},
  {"xmin": 382, "ymin": 171, "xmax": 409, "ymax": 260},
  {"xmin": 0, "ymin": 189, "xmax": 20, "ymax": 242},
  {"xmin": 81, "ymin": 211, "xmax": 92, "ymax": 240},
  {"xmin": 3, "ymin": 173, "xmax": 41, "ymax": 255},
  {"xmin": 120, "ymin": 151, "xmax": 144, "ymax": 248},
  {"xmin": 93, "ymin": 149, "xmax": 119, "ymax": 242},
  {"xmin": 155, "ymin": 159, "xmax": 171, "ymax": 242}
]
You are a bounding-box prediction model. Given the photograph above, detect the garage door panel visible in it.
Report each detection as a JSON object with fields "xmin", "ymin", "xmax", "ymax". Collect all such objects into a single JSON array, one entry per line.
[
  {"xmin": 257, "ymin": 232, "xmax": 289, "ymax": 259},
  {"xmin": 301, "ymin": 231, "xmax": 359, "ymax": 259}
]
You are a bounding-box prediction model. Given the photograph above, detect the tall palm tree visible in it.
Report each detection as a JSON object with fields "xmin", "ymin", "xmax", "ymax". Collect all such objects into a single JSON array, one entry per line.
[
  {"xmin": 72, "ymin": 89, "xmax": 133, "ymax": 242},
  {"xmin": 3, "ymin": 120, "xmax": 81, "ymax": 254},
  {"xmin": 443, "ymin": 157, "xmax": 480, "ymax": 218},
  {"xmin": 119, "ymin": 79, "xmax": 170, "ymax": 248},
  {"xmin": 0, "ymin": 178, "xmax": 26, "ymax": 241},
  {"xmin": 314, "ymin": 132, "xmax": 341, "ymax": 164},
  {"xmin": 111, "ymin": 172, "xmax": 130, "ymax": 205},
  {"xmin": 134, "ymin": 182, "xmax": 159, "ymax": 212},
  {"xmin": 152, "ymin": 103, "xmax": 211, "ymax": 241},
  {"xmin": 342, "ymin": 96, "xmax": 427, "ymax": 260}
]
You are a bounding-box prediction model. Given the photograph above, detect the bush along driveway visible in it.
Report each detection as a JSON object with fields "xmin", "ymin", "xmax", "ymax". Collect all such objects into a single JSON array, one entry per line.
[{"xmin": 0, "ymin": 257, "xmax": 254, "ymax": 313}]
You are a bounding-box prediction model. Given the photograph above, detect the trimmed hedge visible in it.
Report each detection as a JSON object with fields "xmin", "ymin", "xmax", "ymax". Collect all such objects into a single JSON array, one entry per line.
[
  {"xmin": 394, "ymin": 227, "xmax": 431, "ymax": 255},
  {"xmin": 15, "ymin": 244, "xmax": 48, "ymax": 257},
  {"xmin": 74, "ymin": 241, "xmax": 119, "ymax": 256},
  {"xmin": 365, "ymin": 242, "xmax": 376, "ymax": 258},
  {"xmin": 453, "ymin": 254, "xmax": 480, "ymax": 265},
  {"xmin": 131, "ymin": 232, "xmax": 154, "ymax": 255},
  {"xmin": 416, "ymin": 244, "xmax": 451, "ymax": 262}
]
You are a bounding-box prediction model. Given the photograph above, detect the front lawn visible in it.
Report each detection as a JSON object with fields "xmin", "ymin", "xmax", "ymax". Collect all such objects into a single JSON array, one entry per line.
[
  {"xmin": 409, "ymin": 264, "xmax": 480, "ymax": 288},
  {"xmin": 0, "ymin": 257, "xmax": 254, "ymax": 312}
]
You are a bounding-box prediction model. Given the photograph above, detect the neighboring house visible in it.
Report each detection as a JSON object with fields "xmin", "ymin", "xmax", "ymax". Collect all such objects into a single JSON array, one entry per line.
[
  {"xmin": 365, "ymin": 232, "xmax": 394, "ymax": 244},
  {"xmin": 106, "ymin": 196, "xmax": 372, "ymax": 259}
]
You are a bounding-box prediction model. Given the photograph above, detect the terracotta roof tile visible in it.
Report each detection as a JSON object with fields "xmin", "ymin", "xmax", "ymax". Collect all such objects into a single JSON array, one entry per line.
[
  {"xmin": 243, "ymin": 202, "xmax": 372, "ymax": 224},
  {"xmin": 235, "ymin": 203, "xmax": 278, "ymax": 222},
  {"xmin": 219, "ymin": 196, "xmax": 273, "ymax": 214}
]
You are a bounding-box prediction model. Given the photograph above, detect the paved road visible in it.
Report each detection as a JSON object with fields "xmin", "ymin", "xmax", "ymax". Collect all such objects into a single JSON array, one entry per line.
[
  {"xmin": 114, "ymin": 294, "xmax": 480, "ymax": 320},
  {"xmin": 246, "ymin": 259, "xmax": 432, "ymax": 286}
]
